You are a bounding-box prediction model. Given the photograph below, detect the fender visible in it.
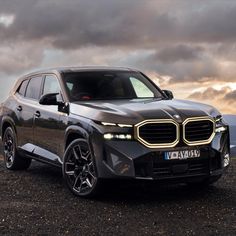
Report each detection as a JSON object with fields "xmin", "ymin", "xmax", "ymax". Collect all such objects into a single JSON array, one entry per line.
[
  {"xmin": 64, "ymin": 125, "xmax": 90, "ymax": 150},
  {"xmin": 1, "ymin": 116, "xmax": 17, "ymax": 141}
]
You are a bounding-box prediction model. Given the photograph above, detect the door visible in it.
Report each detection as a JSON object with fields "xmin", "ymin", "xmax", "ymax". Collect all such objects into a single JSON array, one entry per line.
[
  {"xmin": 33, "ymin": 74, "xmax": 65, "ymax": 164},
  {"xmin": 15, "ymin": 76, "xmax": 43, "ymax": 152}
]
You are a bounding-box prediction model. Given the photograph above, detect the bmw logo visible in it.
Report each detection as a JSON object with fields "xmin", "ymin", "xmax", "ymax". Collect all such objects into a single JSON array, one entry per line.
[{"xmin": 173, "ymin": 114, "xmax": 180, "ymax": 119}]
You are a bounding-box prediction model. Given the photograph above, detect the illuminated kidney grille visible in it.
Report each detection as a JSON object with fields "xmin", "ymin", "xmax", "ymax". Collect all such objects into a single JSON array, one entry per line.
[
  {"xmin": 139, "ymin": 123, "xmax": 177, "ymax": 144},
  {"xmin": 184, "ymin": 120, "xmax": 214, "ymax": 142}
]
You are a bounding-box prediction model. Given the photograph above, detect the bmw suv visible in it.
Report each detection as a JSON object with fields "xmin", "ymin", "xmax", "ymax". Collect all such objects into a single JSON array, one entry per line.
[{"xmin": 0, "ymin": 67, "xmax": 230, "ymax": 197}]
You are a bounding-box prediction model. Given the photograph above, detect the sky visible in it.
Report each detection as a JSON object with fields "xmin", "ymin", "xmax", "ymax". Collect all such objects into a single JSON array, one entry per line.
[{"xmin": 0, "ymin": 0, "xmax": 236, "ymax": 114}]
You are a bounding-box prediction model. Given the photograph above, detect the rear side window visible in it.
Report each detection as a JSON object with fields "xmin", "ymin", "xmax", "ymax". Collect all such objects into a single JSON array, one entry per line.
[
  {"xmin": 25, "ymin": 76, "xmax": 42, "ymax": 100},
  {"xmin": 17, "ymin": 80, "xmax": 29, "ymax": 96}
]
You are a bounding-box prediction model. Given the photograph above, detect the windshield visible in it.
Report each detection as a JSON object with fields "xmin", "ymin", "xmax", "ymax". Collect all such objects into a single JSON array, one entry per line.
[{"xmin": 63, "ymin": 71, "xmax": 164, "ymax": 101}]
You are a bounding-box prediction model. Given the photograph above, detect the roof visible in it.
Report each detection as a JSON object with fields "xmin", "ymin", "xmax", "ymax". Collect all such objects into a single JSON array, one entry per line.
[
  {"xmin": 22, "ymin": 66, "xmax": 139, "ymax": 78},
  {"xmin": 13, "ymin": 66, "xmax": 141, "ymax": 92}
]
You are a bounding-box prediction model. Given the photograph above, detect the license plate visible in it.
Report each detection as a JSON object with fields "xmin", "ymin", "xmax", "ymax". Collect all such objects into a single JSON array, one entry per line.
[{"xmin": 164, "ymin": 149, "xmax": 200, "ymax": 160}]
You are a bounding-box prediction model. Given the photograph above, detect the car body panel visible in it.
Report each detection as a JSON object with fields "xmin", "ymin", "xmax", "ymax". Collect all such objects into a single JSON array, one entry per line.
[{"xmin": 70, "ymin": 98, "xmax": 220, "ymax": 124}]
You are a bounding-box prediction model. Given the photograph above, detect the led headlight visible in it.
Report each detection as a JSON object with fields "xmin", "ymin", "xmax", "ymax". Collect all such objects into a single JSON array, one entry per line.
[
  {"xmin": 214, "ymin": 116, "xmax": 227, "ymax": 133},
  {"xmin": 104, "ymin": 133, "xmax": 132, "ymax": 140},
  {"xmin": 215, "ymin": 126, "xmax": 227, "ymax": 133},
  {"xmin": 101, "ymin": 122, "xmax": 116, "ymax": 126},
  {"xmin": 101, "ymin": 122, "xmax": 132, "ymax": 128},
  {"xmin": 100, "ymin": 122, "xmax": 133, "ymax": 140}
]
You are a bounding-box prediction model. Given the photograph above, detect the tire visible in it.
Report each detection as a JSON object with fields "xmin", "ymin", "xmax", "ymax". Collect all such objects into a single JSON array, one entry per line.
[
  {"xmin": 3, "ymin": 127, "xmax": 31, "ymax": 170},
  {"xmin": 63, "ymin": 138, "xmax": 101, "ymax": 197}
]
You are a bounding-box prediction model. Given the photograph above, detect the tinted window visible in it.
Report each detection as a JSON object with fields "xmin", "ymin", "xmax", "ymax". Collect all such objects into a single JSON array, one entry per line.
[
  {"xmin": 63, "ymin": 71, "xmax": 163, "ymax": 101},
  {"xmin": 43, "ymin": 75, "xmax": 61, "ymax": 95},
  {"xmin": 17, "ymin": 80, "xmax": 29, "ymax": 96},
  {"xmin": 25, "ymin": 76, "xmax": 42, "ymax": 100}
]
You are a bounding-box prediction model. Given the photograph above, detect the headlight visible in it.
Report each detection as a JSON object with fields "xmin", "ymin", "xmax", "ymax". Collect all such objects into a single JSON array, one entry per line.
[
  {"xmin": 99, "ymin": 121, "xmax": 133, "ymax": 140},
  {"xmin": 215, "ymin": 126, "xmax": 227, "ymax": 133},
  {"xmin": 101, "ymin": 122, "xmax": 133, "ymax": 128},
  {"xmin": 214, "ymin": 116, "xmax": 227, "ymax": 133},
  {"xmin": 104, "ymin": 133, "xmax": 132, "ymax": 140}
]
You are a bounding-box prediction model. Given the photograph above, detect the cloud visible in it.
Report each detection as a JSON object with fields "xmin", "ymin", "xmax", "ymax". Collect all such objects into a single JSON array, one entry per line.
[
  {"xmin": 0, "ymin": 0, "xmax": 175, "ymax": 48},
  {"xmin": 0, "ymin": 41, "xmax": 44, "ymax": 75},
  {"xmin": 188, "ymin": 87, "xmax": 231, "ymax": 100},
  {"xmin": 224, "ymin": 90, "xmax": 236, "ymax": 101},
  {"xmin": 152, "ymin": 45, "xmax": 204, "ymax": 63},
  {"xmin": 188, "ymin": 87, "xmax": 236, "ymax": 114},
  {"xmin": 1, "ymin": 0, "xmax": 236, "ymax": 48}
]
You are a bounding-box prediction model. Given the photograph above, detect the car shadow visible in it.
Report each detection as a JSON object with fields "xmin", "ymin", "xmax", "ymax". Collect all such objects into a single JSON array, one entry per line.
[
  {"xmin": 1, "ymin": 158, "xmax": 234, "ymax": 205},
  {"xmin": 95, "ymin": 180, "xmax": 225, "ymax": 203},
  {"xmin": 28, "ymin": 162, "xmax": 233, "ymax": 205}
]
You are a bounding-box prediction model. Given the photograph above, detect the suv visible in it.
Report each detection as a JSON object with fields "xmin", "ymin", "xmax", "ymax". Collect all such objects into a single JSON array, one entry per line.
[{"xmin": 0, "ymin": 67, "xmax": 230, "ymax": 197}]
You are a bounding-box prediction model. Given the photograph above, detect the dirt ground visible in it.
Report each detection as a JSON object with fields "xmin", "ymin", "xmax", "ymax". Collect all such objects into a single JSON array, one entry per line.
[{"xmin": 0, "ymin": 151, "xmax": 235, "ymax": 236}]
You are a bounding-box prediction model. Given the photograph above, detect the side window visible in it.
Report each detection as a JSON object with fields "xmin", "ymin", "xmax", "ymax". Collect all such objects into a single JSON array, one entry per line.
[
  {"xmin": 17, "ymin": 79, "xmax": 29, "ymax": 96},
  {"xmin": 130, "ymin": 77, "xmax": 154, "ymax": 98},
  {"xmin": 43, "ymin": 75, "xmax": 61, "ymax": 95},
  {"xmin": 25, "ymin": 76, "xmax": 42, "ymax": 100}
]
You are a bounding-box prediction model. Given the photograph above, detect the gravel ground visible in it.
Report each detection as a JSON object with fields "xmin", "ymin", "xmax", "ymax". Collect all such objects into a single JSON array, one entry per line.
[{"xmin": 0, "ymin": 151, "xmax": 235, "ymax": 236}]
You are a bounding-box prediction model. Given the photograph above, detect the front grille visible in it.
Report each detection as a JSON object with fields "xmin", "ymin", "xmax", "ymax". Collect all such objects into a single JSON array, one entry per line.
[
  {"xmin": 139, "ymin": 123, "xmax": 177, "ymax": 144},
  {"xmin": 183, "ymin": 118, "xmax": 215, "ymax": 145},
  {"xmin": 135, "ymin": 117, "xmax": 215, "ymax": 148},
  {"xmin": 135, "ymin": 120, "xmax": 179, "ymax": 148}
]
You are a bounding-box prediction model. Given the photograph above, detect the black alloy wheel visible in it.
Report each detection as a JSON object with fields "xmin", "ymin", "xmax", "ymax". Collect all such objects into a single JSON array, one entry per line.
[
  {"xmin": 3, "ymin": 127, "xmax": 31, "ymax": 170},
  {"xmin": 63, "ymin": 138, "xmax": 100, "ymax": 197}
]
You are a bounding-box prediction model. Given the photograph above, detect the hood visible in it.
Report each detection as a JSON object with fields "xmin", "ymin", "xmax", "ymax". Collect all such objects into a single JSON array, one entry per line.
[{"xmin": 70, "ymin": 98, "xmax": 221, "ymax": 124}]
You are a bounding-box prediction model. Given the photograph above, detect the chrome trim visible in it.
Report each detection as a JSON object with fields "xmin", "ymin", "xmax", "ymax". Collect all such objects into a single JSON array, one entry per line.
[
  {"xmin": 183, "ymin": 116, "xmax": 215, "ymax": 146},
  {"xmin": 134, "ymin": 119, "xmax": 180, "ymax": 148}
]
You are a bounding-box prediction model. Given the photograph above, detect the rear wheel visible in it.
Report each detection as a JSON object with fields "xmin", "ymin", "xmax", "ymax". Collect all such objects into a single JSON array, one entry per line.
[
  {"xmin": 63, "ymin": 138, "xmax": 100, "ymax": 197},
  {"xmin": 3, "ymin": 127, "xmax": 31, "ymax": 170}
]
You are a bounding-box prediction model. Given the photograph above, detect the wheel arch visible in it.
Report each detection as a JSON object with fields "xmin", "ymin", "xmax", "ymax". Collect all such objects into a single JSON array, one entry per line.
[
  {"xmin": 1, "ymin": 116, "xmax": 17, "ymax": 139},
  {"xmin": 64, "ymin": 125, "xmax": 90, "ymax": 151}
]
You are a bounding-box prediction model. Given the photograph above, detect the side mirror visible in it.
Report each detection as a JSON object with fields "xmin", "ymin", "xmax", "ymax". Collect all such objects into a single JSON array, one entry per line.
[
  {"xmin": 39, "ymin": 93, "xmax": 64, "ymax": 106},
  {"xmin": 162, "ymin": 90, "xmax": 174, "ymax": 100}
]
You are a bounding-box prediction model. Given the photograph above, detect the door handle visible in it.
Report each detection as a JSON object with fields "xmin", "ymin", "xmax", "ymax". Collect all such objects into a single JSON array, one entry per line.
[
  {"xmin": 17, "ymin": 106, "xmax": 22, "ymax": 111},
  {"xmin": 34, "ymin": 111, "xmax": 41, "ymax": 118}
]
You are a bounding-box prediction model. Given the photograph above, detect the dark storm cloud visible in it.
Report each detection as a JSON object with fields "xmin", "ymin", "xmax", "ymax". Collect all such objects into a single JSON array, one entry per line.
[
  {"xmin": 126, "ymin": 46, "xmax": 220, "ymax": 83},
  {"xmin": 0, "ymin": 0, "xmax": 176, "ymax": 48},
  {"xmin": 0, "ymin": 0, "xmax": 236, "ymax": 85},
  {"xmin": 152, "ymin": 45, "xmax": 204, "ymax": 63},
  {"xmin": 1, "ymin": 0, "xmax": 236, "ymax": 48}
]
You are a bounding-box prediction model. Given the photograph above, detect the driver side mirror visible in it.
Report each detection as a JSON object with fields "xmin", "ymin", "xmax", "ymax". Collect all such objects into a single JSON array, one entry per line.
[
  {"xmin": 162, "ymin": 90, "xmax": 174, "ymax": 100},
  {"xmin": 39, "ymin": 93, "xmax": 64, "ymax": 106}
]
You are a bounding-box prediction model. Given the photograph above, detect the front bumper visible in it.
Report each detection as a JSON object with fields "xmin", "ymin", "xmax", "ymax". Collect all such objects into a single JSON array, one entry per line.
[{"xmin": 91, "ymin": 130, "xmax": 230, "ymax": 183}]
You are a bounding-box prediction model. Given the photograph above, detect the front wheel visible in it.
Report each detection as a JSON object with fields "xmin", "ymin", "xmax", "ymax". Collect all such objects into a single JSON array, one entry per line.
[
  {"xmin": 63, "ymin": 138, "xmax": 101, "ymax": 197},
  {"xmin": 3, "ymin": 127, "xmax": 31, "ymax": 170}
]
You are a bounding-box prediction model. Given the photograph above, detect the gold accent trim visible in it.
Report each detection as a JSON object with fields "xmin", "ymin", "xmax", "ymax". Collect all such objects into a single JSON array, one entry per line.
[
  {"xmin": 134, "ymin": 119, "xmax": 180, "ymax": 148},
  {"xmin": 182, "ymin": 116, "xmax": 215, "ymax": 146}
]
